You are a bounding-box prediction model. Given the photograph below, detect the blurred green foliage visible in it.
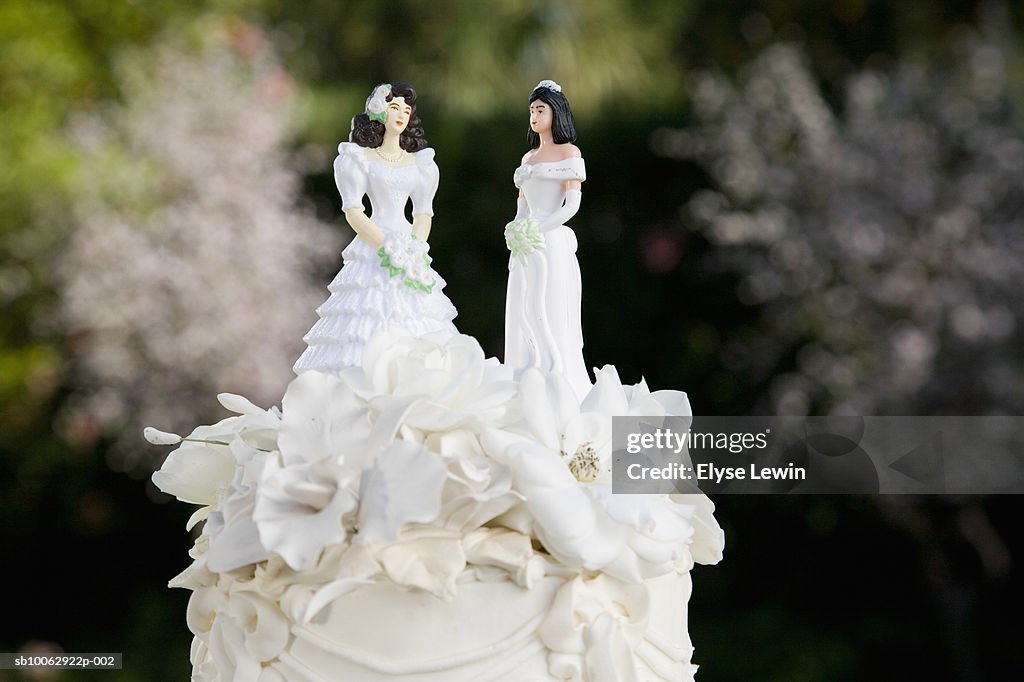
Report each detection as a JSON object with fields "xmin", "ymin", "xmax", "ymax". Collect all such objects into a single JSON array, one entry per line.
[
  {"xmin": 2, "ymin": 1, "xmax": 1022, "ymax": 680},
  {"xmin": 0, "ymin": 0, "xmax": 213, "ymax": 454}
]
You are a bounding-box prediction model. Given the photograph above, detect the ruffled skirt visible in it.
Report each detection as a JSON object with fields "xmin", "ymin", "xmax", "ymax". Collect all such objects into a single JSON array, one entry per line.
[{"xmin": 294, "ymin": 234, "xmax": 458, "ymax": 374}]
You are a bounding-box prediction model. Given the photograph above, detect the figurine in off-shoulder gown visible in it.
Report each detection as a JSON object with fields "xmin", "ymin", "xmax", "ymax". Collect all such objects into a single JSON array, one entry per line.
[
  {"xmin": 503, "ymin": 80, "xmax": 591, "ymax": 398},
  {"xmin": 294, "ymin": 83, "xmax": 457, "ymax": 374}
]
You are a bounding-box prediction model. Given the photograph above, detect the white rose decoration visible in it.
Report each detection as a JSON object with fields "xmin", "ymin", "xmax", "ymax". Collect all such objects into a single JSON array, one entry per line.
[
  {"xmin": 251, "ymin": 371, "xmax": 375, "ymax": 571},
  {"xmin": 356, "ymin": 440, "xmax": 449, "ymax": 545},
  {"xmin": 151, "ymin": 398, "xmax": 281, "ymax": 532},
  {"xmin": 342, "ymin": 329, "xmax": 518, "ymax": 433},
  {"xmin": 482, "ymin": 367, "xmax": 724, "ymax": 582},
  {"xmin": 187, "ymin": 583, "xmax": 289, "ymax": 681},
  {"xmin": 204, "ymin": 439, "xmax": 273, "ymax": 572}
]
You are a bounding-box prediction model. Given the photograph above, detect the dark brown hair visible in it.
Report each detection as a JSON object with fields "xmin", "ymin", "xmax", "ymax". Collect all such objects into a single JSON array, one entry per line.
[
  {"xmin": 527, "ymin": 85, "xmax": 577, "ymax": 148},
  {"xmin": 350, "ymin": 82, "xmax": 428, "ymax": 152}
]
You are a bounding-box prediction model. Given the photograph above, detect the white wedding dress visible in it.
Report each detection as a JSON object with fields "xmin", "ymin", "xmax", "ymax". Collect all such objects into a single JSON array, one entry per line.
[
  {"xmin": 294, "ymin": 142, "xmax": 458, "ymax": 374},
  {"xmin": 505, "ymin": 158, "xmax": 592, "ymax": 398}
]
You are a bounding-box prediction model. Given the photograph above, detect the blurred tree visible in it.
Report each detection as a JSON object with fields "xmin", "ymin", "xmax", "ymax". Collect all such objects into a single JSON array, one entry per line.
[
  {"xmin": 662, "ymin": 9, "xmax": 1024, "ymax": 680},
  {"xmin": 56, "ymin": 17, "xmax": 340, "ymax": 471},
  {"xmin": 254, "ymin": 0, "xmax": 699, "ymax": 122},
  {"xmin": 0, "ymin": 7, "xmax": 336, "ymax": 678},
  {"xmin": 664, "ymin": 8, "xmax": 1024, "ymax": 415},
  {"xmin": 0, "ymin": 0, "xmax": 220, "ymax": 451}
]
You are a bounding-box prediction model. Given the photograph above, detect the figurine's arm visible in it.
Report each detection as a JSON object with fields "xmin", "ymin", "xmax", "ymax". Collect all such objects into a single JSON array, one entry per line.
[
  {"xmin": 412, "ymin": 214, "xmax": 431, "ymax": 242},
  {"xmin": 344, "ymin": 207, "xmax": 387, "ymax": 249},
  {"xmin": 411, "ymin": 148, "xmax": 440, "ymax": 243},
  {"xmin": 334, "ymin": 148, "xmax": 386, "ymax": 247},
  {"xmin": 536, "ymin": 151, "xmax": 584, "ymax": 231},
  {"xmin": 538, "ymin": 184, "xmax": 582, "ymax": 232},
  {"xmin": 513, "ymin": 190, "xmax": 529, "ymax": 220}
]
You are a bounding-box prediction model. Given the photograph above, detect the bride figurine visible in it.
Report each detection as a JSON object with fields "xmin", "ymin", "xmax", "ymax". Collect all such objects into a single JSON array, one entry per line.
[
  {"xmin": 294, "ymin": 83, "xmax": 458, "ymax": 374},
  {"xmin": 503, "ymin": 79, "xmax": 591, "ymax": 398}
]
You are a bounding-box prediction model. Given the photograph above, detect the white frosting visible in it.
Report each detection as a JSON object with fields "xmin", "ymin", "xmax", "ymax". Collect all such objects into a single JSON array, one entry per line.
[
  {"xmin": 185, "ymin": 565, "xmax": 699, "ymax": 682},
  {"xmin": 152, "ymin": 330, "xmax": 723, "ymax": 681}
]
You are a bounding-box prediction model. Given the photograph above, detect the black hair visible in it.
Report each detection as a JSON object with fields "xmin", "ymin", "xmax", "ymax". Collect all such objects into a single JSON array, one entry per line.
[
  {"xmin": 350, "ymin": 82, "xmax": 428, "ymax": 152},
  {"xmin": 527, "ymin": 85, "xmax": 577, "ymax": 148}
]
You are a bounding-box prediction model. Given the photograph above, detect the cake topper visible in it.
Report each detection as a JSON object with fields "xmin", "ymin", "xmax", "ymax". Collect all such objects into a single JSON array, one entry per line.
[
  {"xmin": 504, "ymin": 80, "xmax": 591, "ymax": 398},
  {"xmin": 293, "ymin": 82, "xmax": 458, "ymax": 374}
]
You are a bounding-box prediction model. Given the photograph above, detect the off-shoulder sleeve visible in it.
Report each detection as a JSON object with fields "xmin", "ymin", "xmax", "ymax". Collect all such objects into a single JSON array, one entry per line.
[
  {"xmin": 411, "ymin": 147, "xmax": 439, "ymax": 217},
  {"xmin": 334, "ymin": 142, "xmax": 369, "ymax": 211},
  {"xmin": 560, "ymin": 156, "xmax": 586, "ymax": 182}
]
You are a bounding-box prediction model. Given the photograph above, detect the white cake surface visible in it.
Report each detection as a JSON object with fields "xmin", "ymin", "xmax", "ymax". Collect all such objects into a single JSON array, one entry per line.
[{"xmin": 151, "ymin": 330, "xmax": 724, "ymax": 681}]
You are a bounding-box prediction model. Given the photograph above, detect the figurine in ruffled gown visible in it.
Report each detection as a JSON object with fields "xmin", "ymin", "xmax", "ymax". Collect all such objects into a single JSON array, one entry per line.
[
  {"xmin": 294, "ymin": 83, "xmax": 458, "ymax": 374},
  {"xmin": 504, "ymin": 80, "xmax": 591, "ymax": 398}
]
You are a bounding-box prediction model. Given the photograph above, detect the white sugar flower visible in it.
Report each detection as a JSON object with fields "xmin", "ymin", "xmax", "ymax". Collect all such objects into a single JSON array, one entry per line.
[
  {"xmin": 250, "ymin": 371, "xmax": 377, "ymax": 570},
  {"xmin": 343, "ymin": 330, "xmax": 517, "ymax": 433},
  {"xmin": 435, "ymin": 446, "xmax": 523, "ymax": 533},
  {"xmin": 252, "ymin": 453, "xmax": 360, "ymax": 571},
  {"xmin": 374, "ymin": 529, "xmax": 467, "ymax": 600},
  {"xmin": 356, "ymin": 440, "xmax": 449, "ymax": 545},
  {"xmin": 150, "ymin": 391, "xmax": 281, "ymax": 551},
  {"xmin": 187, "ymin": 584, "xmax": 289, "ymax": 681},
  {"xmin": 204, "ymin": 439, "xmax": 273, "ymax": 572},
  {"xmin": 151, "ymin": 414, "xmax": 272, "ymax": 530},
  {"xmin": 144, "ymin": 427, "xmax": 182, "ymax": 445},
  {"xmin": 151, "ymin": 420, "xmax": 240, "ymax": 507},
  {"xmin": 276, "ymin": 370, "xmax": 371, "ymax": 467},
  {"xmin": 482, "ymin": 367, "xmax": 724, "ymax": 582},
  {"xmin": 539, "ymin": 573, "xmax": 650, "ymax": 681}
]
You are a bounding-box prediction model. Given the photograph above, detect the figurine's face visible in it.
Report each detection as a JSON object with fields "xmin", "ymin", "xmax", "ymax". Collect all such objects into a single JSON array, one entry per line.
[
  {"xmin": 529, "ymin": 100, "xmax": 552, "ymax": 135},
  {"xmin": 385, "ymin": 96, "xmax": 413, "ymax": 135}
]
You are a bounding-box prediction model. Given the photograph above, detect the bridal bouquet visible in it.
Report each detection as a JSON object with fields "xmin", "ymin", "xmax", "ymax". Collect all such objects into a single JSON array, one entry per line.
[
  {"xmin": 377, "ymin": 232, "xmax": 435, "ymax": 293},
  {"xmin": 504, "ymin": 217, "xmax": 545, "ymax": 263}
]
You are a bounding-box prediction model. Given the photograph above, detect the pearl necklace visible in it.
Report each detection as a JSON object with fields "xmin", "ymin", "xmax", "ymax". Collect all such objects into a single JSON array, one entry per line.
[{"xmin": 373, "ymin": 146, "xmax": 404, "ymax": 164}]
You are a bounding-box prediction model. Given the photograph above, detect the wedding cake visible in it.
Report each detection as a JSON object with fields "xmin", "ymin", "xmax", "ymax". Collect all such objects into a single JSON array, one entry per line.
[
  {"xmin": 148, "ymin": 80, "xmax": 724, "ymax": 681},
  {"xmin": 149, "ymin": 331, "xmax": 723, "ymax": 681}
]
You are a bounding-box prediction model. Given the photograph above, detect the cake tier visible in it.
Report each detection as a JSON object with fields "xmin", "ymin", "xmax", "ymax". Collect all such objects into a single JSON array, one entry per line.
[{"xmin": 192, "ymin": 569, "xmax": 699, "ymax": 682}]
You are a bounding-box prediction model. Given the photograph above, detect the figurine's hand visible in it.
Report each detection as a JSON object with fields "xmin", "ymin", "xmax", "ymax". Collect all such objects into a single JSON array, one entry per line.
[{"xmin": 505, "ymin": 218, "xmax": 545, "ymax": 262}]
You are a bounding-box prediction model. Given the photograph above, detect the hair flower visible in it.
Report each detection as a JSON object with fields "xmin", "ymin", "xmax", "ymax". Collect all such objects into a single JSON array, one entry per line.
[
  {"xmin": 365, "ymin": 83, "xmax": 392, "ymax": 124},
  {"xmin": 535, "ymin": 79, "xmax": 562, "ymax": 93}
]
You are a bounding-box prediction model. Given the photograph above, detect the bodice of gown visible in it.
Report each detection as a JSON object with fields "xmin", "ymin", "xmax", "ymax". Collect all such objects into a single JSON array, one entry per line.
[
  {"xmin": 335, "ymin": 141, "xmax": 439, "ymax": 232},
  {"xmin": 513, "ymin": 157, "xmax": 586, "ymax": 223}
]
